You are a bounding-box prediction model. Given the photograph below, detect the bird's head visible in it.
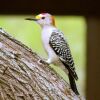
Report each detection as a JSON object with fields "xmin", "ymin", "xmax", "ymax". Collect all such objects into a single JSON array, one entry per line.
[{"xmin": 26, "ymin": 13, "xmax": 55, "ymax": 27}]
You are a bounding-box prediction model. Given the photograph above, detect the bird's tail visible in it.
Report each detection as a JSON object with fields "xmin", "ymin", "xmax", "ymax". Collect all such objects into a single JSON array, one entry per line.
[
  {"xmin": 61, "ymin": 62, "xmax": 79, "ymax": 95},
  {"xmin": 68, "ymin": 72, "xmax": 79, "ymax": 95}
]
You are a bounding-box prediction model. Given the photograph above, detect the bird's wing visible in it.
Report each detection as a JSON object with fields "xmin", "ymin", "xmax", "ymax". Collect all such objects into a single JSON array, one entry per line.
[{"xmin": 49, "ymin": 30, "xmax": 78, "ymax": 80}]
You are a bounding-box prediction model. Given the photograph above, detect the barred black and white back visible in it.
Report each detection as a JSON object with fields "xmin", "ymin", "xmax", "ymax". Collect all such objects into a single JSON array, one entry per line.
[{"xmin": 49, "ymin": 30, "xmax": 78, "ymax": 80}]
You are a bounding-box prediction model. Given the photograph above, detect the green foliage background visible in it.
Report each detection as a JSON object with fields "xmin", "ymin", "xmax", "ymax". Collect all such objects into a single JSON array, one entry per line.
[{"xmin": 0, "ymin": 15, "xmax": 86, "ymax": 96}]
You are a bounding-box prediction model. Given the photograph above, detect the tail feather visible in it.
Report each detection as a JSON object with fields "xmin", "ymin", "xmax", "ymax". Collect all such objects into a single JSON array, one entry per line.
[
  {"xmin": 62, "ymin": 62, "xmax": 79, "ymax": 95},
  {"xmin": 62, "ymin": 61, "xmax": 78, "ymax": 80},
  {"xmin": 68, "ymin": 72, "xmax": 79, "ymax": 95}
]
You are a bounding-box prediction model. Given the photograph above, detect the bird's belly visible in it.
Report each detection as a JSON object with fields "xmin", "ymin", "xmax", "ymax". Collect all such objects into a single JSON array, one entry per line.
[
  {"xmin": 42, "ymin": 38, "xmax": 59, "ymax": 63},
  {"xmin": 42, "ymin": 28, "xmax": 59, "ymax": 63}
]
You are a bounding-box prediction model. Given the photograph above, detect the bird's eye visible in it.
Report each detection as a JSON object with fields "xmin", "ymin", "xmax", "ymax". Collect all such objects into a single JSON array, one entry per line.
[{"xmin": 41, "ymin": 17, "xmax": 45, "ymax": 19}]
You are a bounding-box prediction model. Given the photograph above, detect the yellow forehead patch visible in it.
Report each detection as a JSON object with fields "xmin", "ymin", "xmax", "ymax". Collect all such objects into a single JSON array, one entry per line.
[{"xmin": 35, "ymin": 14, "xmax": 43, "ymax": 19}]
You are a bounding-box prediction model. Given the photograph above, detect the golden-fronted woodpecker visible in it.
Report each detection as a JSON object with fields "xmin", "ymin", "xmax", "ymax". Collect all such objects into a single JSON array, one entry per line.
[{"xmin": 26, "ymin": 13, "xmax": 79, "ymax": 95}]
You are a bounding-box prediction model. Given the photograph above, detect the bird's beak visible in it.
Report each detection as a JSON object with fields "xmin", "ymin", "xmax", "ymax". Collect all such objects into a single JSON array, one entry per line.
[
  {"xmin": 25, "ymin": 15, "xmax": 42, "ymax": 21},
  {"xmin": 25, "ymin": 18, "xmax": 38, "ymax": 21}
]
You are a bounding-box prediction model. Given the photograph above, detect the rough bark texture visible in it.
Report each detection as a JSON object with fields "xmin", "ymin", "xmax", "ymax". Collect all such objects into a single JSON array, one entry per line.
[{"xmin": 0, "ymin": 28, "xmax": 84, "ymax": 100}]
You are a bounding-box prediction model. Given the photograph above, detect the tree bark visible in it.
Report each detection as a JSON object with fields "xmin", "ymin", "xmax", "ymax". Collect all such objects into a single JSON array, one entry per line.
[{"xmin": 0, "ymin": 28, "xmax": 84, "ymax": 100}]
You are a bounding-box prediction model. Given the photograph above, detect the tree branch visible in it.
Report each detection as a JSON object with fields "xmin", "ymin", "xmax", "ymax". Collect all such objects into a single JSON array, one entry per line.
[{"xmin": 0, "ymin": 28, "xmax": 84, "ymax": 100}]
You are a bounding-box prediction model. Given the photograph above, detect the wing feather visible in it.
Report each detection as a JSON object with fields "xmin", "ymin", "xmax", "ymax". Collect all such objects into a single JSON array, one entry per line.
[{"xmin": 49, "ymin": 30, "xmax": 78, "ymax": 80}]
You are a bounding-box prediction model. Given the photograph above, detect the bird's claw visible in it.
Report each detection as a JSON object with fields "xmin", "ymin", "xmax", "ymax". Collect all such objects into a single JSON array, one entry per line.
[{"xmin": 39, "ymin": 59, "xmax": 49, "ymax": 65}]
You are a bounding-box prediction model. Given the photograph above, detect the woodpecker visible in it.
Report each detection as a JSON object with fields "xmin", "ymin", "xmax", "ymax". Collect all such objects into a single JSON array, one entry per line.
[{"xmin": 26, "ymin": 13, "xmax": 79, "ymax": 95}]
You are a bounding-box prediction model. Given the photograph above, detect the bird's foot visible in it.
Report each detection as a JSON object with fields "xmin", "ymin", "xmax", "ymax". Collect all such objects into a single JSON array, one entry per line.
[{"xmin": 39, "ymin": 59, "xmax": 49, "ymax": 65}]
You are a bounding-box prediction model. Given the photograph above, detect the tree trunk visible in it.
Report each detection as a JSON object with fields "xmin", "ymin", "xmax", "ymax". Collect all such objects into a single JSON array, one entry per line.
[{"xmin": 0, "ymin": 28, "xmax": 84, "ymax": 100}]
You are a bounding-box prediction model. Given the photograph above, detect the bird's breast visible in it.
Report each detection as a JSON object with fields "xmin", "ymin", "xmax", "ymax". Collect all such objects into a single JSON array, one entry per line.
[
  {"xmin": 41, "ymin": 27, "xmax": 60, "ymax": 63},
  {"xmin": 42, "ymin": 29, "xmax": 52, "ymax": 52}
]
